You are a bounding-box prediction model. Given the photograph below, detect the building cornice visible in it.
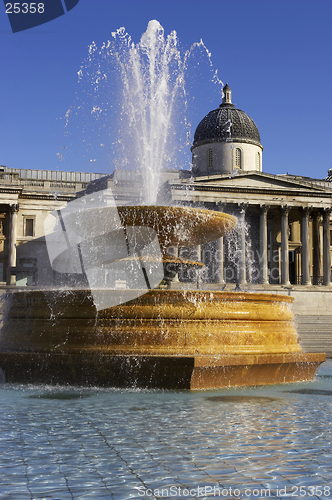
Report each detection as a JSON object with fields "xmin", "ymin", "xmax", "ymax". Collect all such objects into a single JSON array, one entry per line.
[
  {"xmin": 191, "ymin": 137, "xmax": 263, "ymax": 151},
  {"xmin": 170, "ymin": 183, "xmax": 332, "ymax": 200},
  {"xmin": 19, "ymin": 193, "xmax": 75, "ymax": 201},
  {"xmin": 0, "ymin": 187, "xmax": 21, "ymax": 195}
]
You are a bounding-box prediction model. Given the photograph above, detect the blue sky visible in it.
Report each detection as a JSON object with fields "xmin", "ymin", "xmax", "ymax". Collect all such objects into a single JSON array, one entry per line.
[{"xmin": 0, "ymin": 0, "xmax": 331, "ymax": 179}]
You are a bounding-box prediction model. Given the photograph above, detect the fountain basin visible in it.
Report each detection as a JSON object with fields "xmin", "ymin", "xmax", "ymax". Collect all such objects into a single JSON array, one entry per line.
[{"xmin": 0, "ymin": 289, "xmax": 325, "ymax": 389}]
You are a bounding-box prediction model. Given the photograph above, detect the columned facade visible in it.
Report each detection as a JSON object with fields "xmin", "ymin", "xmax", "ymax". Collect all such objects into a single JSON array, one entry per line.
[
  {"xmin": 169, "ymin": 183, "xmax": 332, "ymax": 288},
  {"xmin": 0, "ymin": 166, "xmax": 99, "ymax": 287}
]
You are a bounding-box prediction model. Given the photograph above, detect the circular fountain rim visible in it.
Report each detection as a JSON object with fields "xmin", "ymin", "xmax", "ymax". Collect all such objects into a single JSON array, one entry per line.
[
  {"xmin": 62, "ymin": 204, "xmax": 237, "ymax": 247},
  {"xmin": 9, "ymin": 287, "xmax": 294, "ymax": 304}
]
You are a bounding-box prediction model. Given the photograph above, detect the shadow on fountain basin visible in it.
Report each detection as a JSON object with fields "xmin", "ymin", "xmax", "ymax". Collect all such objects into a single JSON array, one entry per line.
[{"xmin": 0, "ymin": 288, "xmax": 325, "ymax": 389}]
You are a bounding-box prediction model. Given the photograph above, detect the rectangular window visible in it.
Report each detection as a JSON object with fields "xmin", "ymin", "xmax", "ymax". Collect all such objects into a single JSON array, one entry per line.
[
  {"xmin": 208, "ymin": 149, "xmax": 214, "ymax": 169},
  {"xmin": 16, "ymin": 259, "xmax": 37, "ymax": 286},
  {"xmin": 235, "ymin": 148, "xmax": 242, "ymax": 168},
  {"xmin": 24, "ymin": 217, "xmax": 35, "ymax": 237}
]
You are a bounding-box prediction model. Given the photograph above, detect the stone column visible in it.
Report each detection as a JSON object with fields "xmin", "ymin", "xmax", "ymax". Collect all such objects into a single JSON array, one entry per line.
[
  {"xmin": 312, "ymin": 210, "xmax": 322, "ymax": 285},
  {"xmin": 172, "ymin": 247, "xmax": 179, "ymax": 283},
  {"xmin": 301, "ymin": 207, "xmax": 311, "ymax": 286},
  {"xmin": 7, "ymin": 203, "xmax": 19, "ymax": 285},
  {"xmin": 238, "ymin": 203, "xmax": 247, "ymax": 286},
  {"xmin": 215, "ymin": 203, "xmax": 225, "ymax": 285},
  {"xmin": 215, "ymin": 236, "xmax": 224, "ymax": 284},
  {"xmin": 195, "ymin": 244, "xmax": 202, "ymax": 288},
  {"xmin": 323, "ymin": 208, "xmax": 331, "ymax": 286},
  {"xmin": 259, "ymin": 204, "xmax": 269, "ymax": 284},
  {"xmin": 281, "ymin": 205, "xmax": 291, "ymax": 286}
]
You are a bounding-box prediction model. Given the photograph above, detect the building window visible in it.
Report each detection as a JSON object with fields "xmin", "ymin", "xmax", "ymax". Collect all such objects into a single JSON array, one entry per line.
[
  {"xmin": 234, "ymin": 148, "xmax": 242, "ymax": 169},
  {"xmin": 24, "ymin": 217, "xmax": 35, "ymax": 237},
  {"xmin": 256, "ymin": 152, "xmax": 261, "ymax": 170},
  {"xmin": 16, "ymin": 259, "xmax": 37, "ymax": 286},
  {"xmin": 208, "ymin": 149, "xmax": 214, "ymax": 169}
]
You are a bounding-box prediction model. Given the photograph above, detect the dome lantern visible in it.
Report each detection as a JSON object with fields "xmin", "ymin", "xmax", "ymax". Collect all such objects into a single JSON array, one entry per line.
[{"xmin": 222, "ymin": 83, "xmax": 232, "ymax": 105}]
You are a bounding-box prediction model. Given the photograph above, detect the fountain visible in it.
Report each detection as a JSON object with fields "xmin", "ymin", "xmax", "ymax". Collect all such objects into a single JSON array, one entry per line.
[
  {"xmin": 0, "ymin": 21, "xmax": 325, "ymax": 389},
  {"xmin": 0, "ymin": 202, "xmax": 325, "ymax": 389}
]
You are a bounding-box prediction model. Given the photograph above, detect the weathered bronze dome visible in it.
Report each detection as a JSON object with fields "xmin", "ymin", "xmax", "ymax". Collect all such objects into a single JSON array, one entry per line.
[{"xmin": 193, "ymin": 84, "xmax": 262, "ymax": 148}]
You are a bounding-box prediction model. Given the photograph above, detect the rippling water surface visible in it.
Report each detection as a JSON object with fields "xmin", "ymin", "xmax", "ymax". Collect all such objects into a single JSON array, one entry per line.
[{"xmin": 1, "ymin": 360, "xmax": 332, "ymax": 500}]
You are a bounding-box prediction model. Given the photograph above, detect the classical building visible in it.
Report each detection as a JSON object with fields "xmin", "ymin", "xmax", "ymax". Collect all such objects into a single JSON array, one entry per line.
[
  {"xmin": 0, "ymin": 167, "xmax": 105, "ymax": 285},
  {"xmin": 0, "ymin": 84, "xmax": 331, "ymax": 292}
]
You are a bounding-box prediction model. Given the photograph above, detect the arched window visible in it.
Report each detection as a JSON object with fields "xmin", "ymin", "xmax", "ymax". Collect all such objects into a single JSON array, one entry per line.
[
  {"xmin": 234, "ymin": 148, "xmax": 242, "ymax": 169},
  {"xmin": 208, "ymin": 148, "xmax": 214, "ymax": 169},
  {"xmin": 256, "ymin": 152, "xmax": 261, "ymax": 170}
]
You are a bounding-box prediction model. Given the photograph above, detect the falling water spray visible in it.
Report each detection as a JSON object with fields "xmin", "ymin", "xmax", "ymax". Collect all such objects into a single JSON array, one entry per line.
[{"xmin": 61, "ymin": 20, "xmax": 223, "ymax": 205}]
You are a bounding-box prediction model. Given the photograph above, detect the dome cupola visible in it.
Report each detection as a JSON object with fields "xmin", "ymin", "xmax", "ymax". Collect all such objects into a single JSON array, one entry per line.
[{"xmin": 192, "ymin": 84, "xmax": 263, "ymax": 176}]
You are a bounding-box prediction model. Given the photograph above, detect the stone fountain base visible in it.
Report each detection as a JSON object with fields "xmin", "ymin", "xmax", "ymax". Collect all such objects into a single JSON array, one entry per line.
[
  {"xmin": 0, "ymin": 351, "xmax": 324, "ymax": 389},
  {"xmin": 0, "ymin": 289, "xmax": 325, "ymax": 389}
]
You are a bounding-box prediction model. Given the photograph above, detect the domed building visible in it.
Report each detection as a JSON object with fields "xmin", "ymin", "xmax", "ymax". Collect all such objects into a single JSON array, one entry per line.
[
  {"xmin": 0, "ymin": 84, "xmax": 331, "ymax": 353},
  {"xmin": 167, "ymin": 83, "xmax": 332, "ymax": 301},
  {"xmin": 192, "ymin": 84, "xmax": 263, "ymax": 176}
]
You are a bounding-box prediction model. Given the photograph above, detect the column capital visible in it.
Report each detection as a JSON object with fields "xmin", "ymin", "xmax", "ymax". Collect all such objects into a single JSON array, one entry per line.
[
  {"xmin": 260, "ymin": 204, "xmax": 270, "ymax": 213},
  {"xmin": 215, "ymin": 201, "xmax": 225, "ymax": 212},
  {"xmin": 312, "ymin": 208, "xmax": 323, "ymax": 219},
  {"xmin": 9, "ymin": 203, "xmax": 19, "ymax": 213},
  {"xmin": 238, "ymin": 202, "xmax": 248, "ymax": 212},
  {"xmin": 281, "ymin": 204, "xmax": 291, "ymax": 214},
  {"xmin": 301, "ymin": 206, "xmax": 312, "ymax": 216}
]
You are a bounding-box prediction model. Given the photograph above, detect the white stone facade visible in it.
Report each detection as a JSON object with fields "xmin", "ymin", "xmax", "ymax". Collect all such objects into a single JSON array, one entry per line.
[{"xmin": 192, "ymin": 141, "xmax": 263, "ymax": 175}]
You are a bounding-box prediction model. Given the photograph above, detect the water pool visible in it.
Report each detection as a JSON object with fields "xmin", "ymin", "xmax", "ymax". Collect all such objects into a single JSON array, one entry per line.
[{"xmin": 1, "ymin": 360, "xmax": 332, "ymax": 500}]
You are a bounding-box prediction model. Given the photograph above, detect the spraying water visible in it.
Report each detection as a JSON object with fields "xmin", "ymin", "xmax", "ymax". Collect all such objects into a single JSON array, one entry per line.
[
  {"xmin": 111, "ymin": 20, "xmax": 186, "ymax": 204},
  {"xmin": 61, "ymin": 20, "xmax": 223, "ymax": 205}
]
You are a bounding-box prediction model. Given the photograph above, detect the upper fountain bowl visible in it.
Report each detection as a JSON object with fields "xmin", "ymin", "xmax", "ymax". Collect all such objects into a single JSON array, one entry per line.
[
  {"xmin": 64, "ymin": 205, "xmax": 236, "ymax": 250},
  {"xmin": 117, "ymin": 206, "xmax": 236, "ymax": 247}
]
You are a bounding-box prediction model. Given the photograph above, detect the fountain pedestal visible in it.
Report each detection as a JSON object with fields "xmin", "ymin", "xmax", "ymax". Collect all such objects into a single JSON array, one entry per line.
[{"xmin": 0, "ymin": 288, "xmax": 325, "ymax": 389}]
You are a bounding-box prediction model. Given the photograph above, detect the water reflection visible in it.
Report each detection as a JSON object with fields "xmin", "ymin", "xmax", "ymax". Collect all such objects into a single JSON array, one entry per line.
[
  {"xmin": 283, "ymin": 389, "xmax": 332, "ymax": 396},
  {"xmin": 0, "ymin": 360, "xmax": 331, "ymax": 499},
  {"xmin": 206, "ymin": 395, "xmax": 278, "ymax": 403}
]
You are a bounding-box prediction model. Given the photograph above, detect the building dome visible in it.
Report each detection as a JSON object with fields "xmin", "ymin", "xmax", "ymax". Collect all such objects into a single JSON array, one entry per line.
[
  {"xmin": 191, "ymin": 84, "xmax": 263, "ymax": 176},
  {"xmin": 193, "ymin": 86, "xmax": 262, "ymax": 148}
]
